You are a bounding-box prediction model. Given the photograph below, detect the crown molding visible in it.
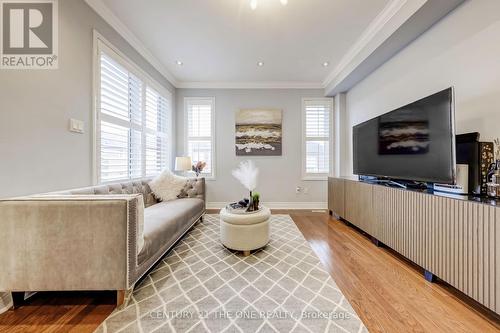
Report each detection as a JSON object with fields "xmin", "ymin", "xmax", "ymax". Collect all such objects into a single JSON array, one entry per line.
[
  {"xmin": 84, "ymin": 0, "xmax": 179, "ymax": 87},
  {"xmin": 177, "ymin": 81, "xmax": 324, "ymax": 90},
  {"xmin": 322, "ymin": 0, "xmax": 428, "ymax": 94},
  {"xmin": 85, "ymin": 0, "xmax": 455, "ymax": 94}
]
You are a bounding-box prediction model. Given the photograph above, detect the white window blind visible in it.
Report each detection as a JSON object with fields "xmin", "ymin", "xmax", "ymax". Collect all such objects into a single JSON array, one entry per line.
[
  {"xmin": 185, "ymin": 98, "xmax": 215, "ymax": 178},
  {"xmin": 96, "ymin": 39, "xmax": 171, "ymax": 183},
  {"xmin": 302, "ymin": 98, "xmax": 333, "ymax": 179},
  {"xmin": 145, "ymin": 87, "xmax": 169, "ymax": 177}
]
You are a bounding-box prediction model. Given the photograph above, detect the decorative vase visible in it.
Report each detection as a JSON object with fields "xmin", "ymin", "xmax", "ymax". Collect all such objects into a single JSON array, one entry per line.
[
  {"xmin": 253, "ymin": 198, "xmax": 260, "ymax": 211},
  {"xmin": 488, "ymin": 160, "xmax": 500, "ymax": 182},
  {"xmin": 247, "ymin": 191, "xmax": 255, "ymax": 212}
]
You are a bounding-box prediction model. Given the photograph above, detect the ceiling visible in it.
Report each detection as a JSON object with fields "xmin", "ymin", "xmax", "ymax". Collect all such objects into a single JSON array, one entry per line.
[{"xmin": 97, "ymin": 0, "xmax": 390, "ymax": 86}]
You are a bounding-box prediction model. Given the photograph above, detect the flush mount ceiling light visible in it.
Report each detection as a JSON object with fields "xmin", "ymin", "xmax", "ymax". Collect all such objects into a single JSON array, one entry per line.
[
  {"xmin": 250, "ymin": 0, "xmax": 288, "ymax": 10},
  {"xmin": 176, "ymin": 60, "xmax": 183, "ymax": 66},
  {"xmin": 323, "ymin": 61, "xmax": 330, "ymax": 67},
  {"xmin": 257, "ymin": 61, "xmax": 264, "ymax": 67}
]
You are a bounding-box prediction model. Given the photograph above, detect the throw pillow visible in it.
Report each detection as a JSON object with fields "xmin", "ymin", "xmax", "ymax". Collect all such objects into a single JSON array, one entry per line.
[
  {"xmin": 149, "ymin": 169, "xmax": 188, "ymax": 202},
  {"xmin": 178, "ymin": 179, "xmax": 202, "ymax": 198}
]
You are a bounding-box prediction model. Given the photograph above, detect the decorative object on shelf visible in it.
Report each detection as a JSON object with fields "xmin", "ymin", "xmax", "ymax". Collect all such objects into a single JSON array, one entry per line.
[
  {"xmin": 480, "ymin": 142, "xmax": 495, "ymax": 194},
  {"xmin": 232, "ymin": 160, "xmax": 259, "ymax": 212},
  {"xmin": 487, "ymin": 183, "xmax": 500, "ymax": 198},
  {"xmin": 252, "ymin": 192, "xmax": 260, "ymax": 211},
  {"xmin": 192, "ymin": 161, "xmax": 206, "ymax": 177},
  {"xmin": 495, "ymin": 138, "xmax": 500, "ymax": 160},
  {"xmin": 486, "ymin": 140, "xmax": 500, "ymax": 198},
  {"xmin": 175, "ymin": 156, "xmax": 192, "ymax": 176},
  {"xmin": 487, "ymin": 167, "xmax": 500, "ymax": 198},
  {"xmin": 235, "ymin": 109, "xmax": 282, "ymax": 156}
]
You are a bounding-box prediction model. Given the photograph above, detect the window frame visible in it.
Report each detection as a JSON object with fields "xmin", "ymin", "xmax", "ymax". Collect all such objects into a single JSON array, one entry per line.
[
  {"xmin": 183, "ymin": 97, "xmax": 216, "ymax": 180},
  {"xmin": 301, "ymin": 97, "xmax": 334, "ymax": 181},
  {"xmin": 92, "ymin": 31, "xmax": 173, "ymax": 184}
]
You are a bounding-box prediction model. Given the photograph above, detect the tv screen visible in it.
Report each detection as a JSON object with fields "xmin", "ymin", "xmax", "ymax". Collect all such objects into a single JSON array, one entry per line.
[{"xmin": 353, "ymin": 88, "xmax": 456, "ymax": 184}]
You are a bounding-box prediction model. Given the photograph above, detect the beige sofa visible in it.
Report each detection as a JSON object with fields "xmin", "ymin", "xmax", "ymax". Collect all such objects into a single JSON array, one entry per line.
[{"xmin": 0, "ymin": 177, "xmax": 205, "ymax": 308}]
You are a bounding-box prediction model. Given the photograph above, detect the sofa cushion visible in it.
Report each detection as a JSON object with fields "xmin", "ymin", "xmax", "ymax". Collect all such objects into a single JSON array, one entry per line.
[{"xmin": 138, "ymin": 198, "xmax": 204, "ymax": 264}]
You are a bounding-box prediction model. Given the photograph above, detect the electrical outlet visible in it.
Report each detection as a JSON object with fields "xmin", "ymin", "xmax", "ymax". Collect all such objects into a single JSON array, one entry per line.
[{"xmin": 296, "ymin": 186, "xmax": 302, "ymax": 193}]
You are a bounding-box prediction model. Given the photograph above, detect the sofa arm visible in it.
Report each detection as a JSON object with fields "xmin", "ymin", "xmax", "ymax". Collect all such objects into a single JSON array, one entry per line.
[{"xmin": 0, "ymin": 194, "xmax": 142, "ymax": 292}]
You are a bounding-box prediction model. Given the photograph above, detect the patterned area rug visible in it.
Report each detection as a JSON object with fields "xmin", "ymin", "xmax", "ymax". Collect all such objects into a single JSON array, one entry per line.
[{"xmin": 96, "ymin": 215, "xmax": 367, "ymax": 333}]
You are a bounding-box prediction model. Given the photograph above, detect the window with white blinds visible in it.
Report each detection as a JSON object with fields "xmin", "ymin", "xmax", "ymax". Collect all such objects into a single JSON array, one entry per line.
[
  {"xmin": 185, "ymin": 97, "xmax": 215, "ymax": 178},
  {"xmin": 96, "ymin": 39, "xmax": 171, "ymax": 183},
  {"xmin": 302, "ymin": 98, "xmax": 333, "ymax": 179}
]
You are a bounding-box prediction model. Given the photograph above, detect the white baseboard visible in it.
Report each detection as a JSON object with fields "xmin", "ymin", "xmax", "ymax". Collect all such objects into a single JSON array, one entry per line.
[{"xmin": 206, "ymin": 202, "xmax": 328, "ymax": 210}]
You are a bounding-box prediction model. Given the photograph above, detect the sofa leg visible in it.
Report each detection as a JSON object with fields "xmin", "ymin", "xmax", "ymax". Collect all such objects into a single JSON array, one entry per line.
[
  {"xmin": 116, "ymin": 288, "xmax": 133, "ymax": 309},
  {"xmin": 116, "ymin": 290, "xmax": 125, "ymax": 308},
  {"xmin": 243, "ymin": 250, "xmax": 251, "ymax": 257}
]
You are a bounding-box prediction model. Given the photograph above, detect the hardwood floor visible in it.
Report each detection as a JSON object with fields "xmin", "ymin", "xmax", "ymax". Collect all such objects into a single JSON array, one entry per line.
[
  {"xmin": 0, "ymin": 291, "xmax": 115, "ymax": 333},
  {"xmin": 287, "ymin": 210, "xmax": 500, "ymax": 333},
  {"xmin": 0, "ymin": 210, "xmax": 499, "ymax": 332}
]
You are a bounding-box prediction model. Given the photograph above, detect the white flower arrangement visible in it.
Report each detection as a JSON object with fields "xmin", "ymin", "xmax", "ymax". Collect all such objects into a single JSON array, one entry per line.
[{"xmin": 232, "ymin": 160, "xmax": 259, "ymax": 192}]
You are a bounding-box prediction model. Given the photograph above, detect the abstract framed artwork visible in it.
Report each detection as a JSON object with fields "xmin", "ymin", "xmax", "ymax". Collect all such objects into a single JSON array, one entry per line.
[{"xmin": 235, "ymin": 109, "xmax": 282, "ymax": 156}]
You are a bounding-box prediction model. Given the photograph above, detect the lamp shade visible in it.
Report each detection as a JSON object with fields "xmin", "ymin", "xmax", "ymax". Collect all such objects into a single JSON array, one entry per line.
[{"xmin": 175, "ymin": 156, "xmax": 192, "ymax": 171}]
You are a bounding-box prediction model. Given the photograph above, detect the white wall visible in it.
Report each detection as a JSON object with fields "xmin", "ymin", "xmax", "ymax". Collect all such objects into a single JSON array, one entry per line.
[
  {"xmin": 176, "ymin": 88, "xmax": 329, "ymax": 208},
  {"xmin": 343, "ymin": 0, "xmax": 500, "ymax": 176},
  {"xmin": 0, "ymin": 0, "xmax": 175, "ymax": 198}
]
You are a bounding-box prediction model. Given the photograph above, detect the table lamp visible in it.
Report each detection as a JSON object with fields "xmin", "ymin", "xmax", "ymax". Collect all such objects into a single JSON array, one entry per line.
[{"xmin": 175, "ymin": 156, "xmax": 192, "ymax": 176}]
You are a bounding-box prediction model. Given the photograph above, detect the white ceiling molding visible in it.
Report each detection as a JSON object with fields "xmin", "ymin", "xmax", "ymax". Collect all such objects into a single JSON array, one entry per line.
[
  {"xmin": 177, "ymin": 81, "xmax": 324, "ymax": 90},
  {"xmin": 85, "ymin": 0, "xmax": 179, "ymax": 87},
  {"xmin": 323, "ymin": 0, "xmax": 426, "ymax": 92},
  {"xmin": 323, "ymin": 0, "xmax": 465, "ymax": 96},
  {"xmin": 86, "ymin": 0, "xmax": 463, "ymax": 92}
]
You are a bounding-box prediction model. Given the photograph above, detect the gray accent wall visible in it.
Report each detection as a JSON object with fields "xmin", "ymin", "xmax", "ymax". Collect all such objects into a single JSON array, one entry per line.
[
  {"xmin": 0, "ymin": 0, "xmax": 175, "ymax": 198},
  {"xmin": 343, "ymin": 0, "xmax": 500, "ymax": 176},
  {"xmin": 176, "ymin": 88, "xmax": 328, "ymax": 206}
]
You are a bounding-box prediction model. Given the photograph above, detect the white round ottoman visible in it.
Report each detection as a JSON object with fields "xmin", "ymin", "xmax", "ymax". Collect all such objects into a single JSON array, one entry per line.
[{"xmin": 220, "ymin": 206, "xmax": 271, "ymax": 256}]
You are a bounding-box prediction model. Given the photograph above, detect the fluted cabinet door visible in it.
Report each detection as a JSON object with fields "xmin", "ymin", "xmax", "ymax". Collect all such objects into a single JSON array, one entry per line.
[
  {"xmin": 372, "ymin": 184, "xmax": 500, "ymax": 314},
  {"xmin": 332, "ymin": 179, "xmax": 345, "ymax": 218},
  {"xmin": 345, "ymin": 181, "xmax": 374, "ymax": 235}
]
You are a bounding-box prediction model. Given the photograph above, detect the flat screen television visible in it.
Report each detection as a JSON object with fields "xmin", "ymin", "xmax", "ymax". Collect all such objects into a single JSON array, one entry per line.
[{"xmin": 353, "ymin": 87, "xmax": 456, "ymax": 184}]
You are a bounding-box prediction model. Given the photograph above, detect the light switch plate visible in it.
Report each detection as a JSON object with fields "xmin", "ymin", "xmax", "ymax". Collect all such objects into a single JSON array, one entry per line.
[{"xmin": 69, "ymin": 118, "xmax": 84, "ymax": 134}]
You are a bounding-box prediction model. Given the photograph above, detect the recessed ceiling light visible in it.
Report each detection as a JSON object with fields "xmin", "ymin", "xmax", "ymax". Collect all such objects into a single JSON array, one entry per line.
[
  {"xmin": 322, "ymin": 61, "xmax": 330, "ymax": 67},
  {"xmin": 176, "ymin": 60, "xmax": 183, "ymax": 66},
  {"xmin": 257, "ymin": 61, "xmax": 264, "ymax": 67},
  {"xmin": 280, "ymin": 0, "xmax": 288, "ymax": 5}
]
